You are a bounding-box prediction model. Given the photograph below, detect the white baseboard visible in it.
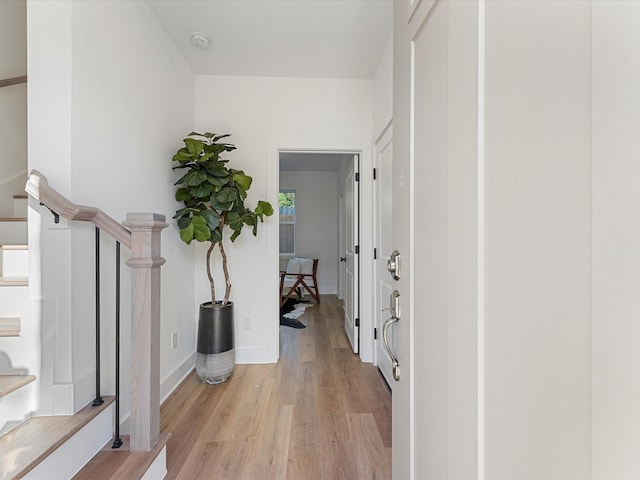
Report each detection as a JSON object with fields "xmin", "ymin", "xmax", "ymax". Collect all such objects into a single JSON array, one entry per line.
[
  {"xmin": 160, "ymin": 352, "xmax": 195, "ymax": 405},
  {"xmin": 236, "ymin": 346, "xmax": 277, "ymax": 364}
]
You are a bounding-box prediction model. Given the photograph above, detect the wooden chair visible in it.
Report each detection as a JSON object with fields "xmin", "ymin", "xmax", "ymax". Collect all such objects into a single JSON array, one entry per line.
[{"xmin": 280, "ymin": 258, "xmax": 320, "ymax": 307}]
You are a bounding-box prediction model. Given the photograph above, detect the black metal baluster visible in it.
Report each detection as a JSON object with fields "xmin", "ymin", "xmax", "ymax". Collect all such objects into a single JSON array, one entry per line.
[
  {"xmin": 112, "ymin": 241, "xmax": 123, "ymax": 448},
  {"xmin": 93, "ymin": 227, "xmax": 104, "ymax": 406}
]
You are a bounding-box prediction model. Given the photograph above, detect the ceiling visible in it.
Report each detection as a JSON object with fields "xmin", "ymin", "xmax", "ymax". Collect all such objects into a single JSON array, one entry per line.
[{"xmin": 146, "ymin": 0, "xmax": 392, "ymax": 79}]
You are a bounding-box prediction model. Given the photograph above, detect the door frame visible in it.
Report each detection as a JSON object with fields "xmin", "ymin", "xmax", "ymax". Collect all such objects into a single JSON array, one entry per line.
[{"xmin": 267, "ymin": 139, "xmax": 374, "ymax": 363}]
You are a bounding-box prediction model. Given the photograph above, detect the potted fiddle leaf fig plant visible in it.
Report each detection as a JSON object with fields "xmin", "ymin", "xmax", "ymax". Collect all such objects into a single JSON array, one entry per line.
[{"xmin": 172, "ymin": 132, "xmax": 273, "ymax": 384}]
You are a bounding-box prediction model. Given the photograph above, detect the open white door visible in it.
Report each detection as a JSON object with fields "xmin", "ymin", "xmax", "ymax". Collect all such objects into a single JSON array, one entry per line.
[
  {"xmin": 374, "ymin": 127, "xmax": 395, "ymax": 388},
  {"xmin": 393, "ymin": 1, "xmax": 481, "ymax": 478},
  {"xmin": 344, "ymin": 154, "xmax": 359, "ymax": 353}
]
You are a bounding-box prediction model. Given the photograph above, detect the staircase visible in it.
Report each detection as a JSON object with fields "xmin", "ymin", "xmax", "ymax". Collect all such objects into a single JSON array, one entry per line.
[
  {"xmin": 0, "ymin": 176, "xmax": 170, "ymax": 479},
  {"xmin": 0, "ymin": 191, "xmax": 31, "ymax": 441}
]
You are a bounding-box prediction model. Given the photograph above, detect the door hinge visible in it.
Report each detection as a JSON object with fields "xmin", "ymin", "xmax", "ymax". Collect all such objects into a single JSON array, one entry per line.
[
  {"xmin": 374, "ymin": 247, "xmax": 377, "ymax": 259},
  {"xmin": 374, "ymin": 327, "xmax": 377, "ymax": 339},
  {"xmin": 355, "ymin": 245, "xmax": 360, "ymax": 254},
  {"xmin": 355, "ymin": 318, "xmax": 360, "ymax": 327},
  {"xmin": 355, "ymin": 172, "xmax": 360, "ymax": 182},
  {"xmin": 373, "ymin": 167, "xmax": 377, "ymax": 180}
]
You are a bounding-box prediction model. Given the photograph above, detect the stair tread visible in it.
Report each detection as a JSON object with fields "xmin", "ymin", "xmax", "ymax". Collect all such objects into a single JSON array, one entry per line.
[
  {"xmin": 0, "ymin": 277, "xmax": 28, "ymax": 286},
  {"xmin": 0, "ymin": 244, "xmax": 28, "ymax": 250},
  {"xmin": 0, "ymin": 317, "xmax": 20, "ymax": 337},
  {"xmin": 0, "ymin": 217, "xmax": 27, "ymax": 222},
  {"xmin": 0, "ymin": 375, "xmax": 35, "ymax": 398},
  {"xmin": 73, "ymin": 433, "xmax": 170, "ymax": 480},
  {"xmin": 0, "ymin": 397, "xmax": 115, "ymax": 480},
  {"xmin": 12, "ymin": 194, "xmax": 27, "ymax": 200}
]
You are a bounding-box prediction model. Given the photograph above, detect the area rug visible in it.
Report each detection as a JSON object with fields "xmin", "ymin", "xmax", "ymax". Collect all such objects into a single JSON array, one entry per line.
[{"xmin": 280, "ymin": 298, "xmax": 312, "ymax": 329}]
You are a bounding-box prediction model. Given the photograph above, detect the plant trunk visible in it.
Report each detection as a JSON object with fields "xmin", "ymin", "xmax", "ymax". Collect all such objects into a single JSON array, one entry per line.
[
  {"xmin": 219, "ymin": 240, "xmax": 232, "ymax": 304},
  {"xmin": 206, "ymin": 242, "xmax": 216, "ymax": 304}
]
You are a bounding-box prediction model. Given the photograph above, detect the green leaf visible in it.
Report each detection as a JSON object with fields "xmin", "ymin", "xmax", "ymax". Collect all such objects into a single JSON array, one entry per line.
[
  {"xmin": 177, "ymin": 216, "xmax": 191, "ymax": 230},
  {"xmin": 196, "ymin": 151, "xmax": 217, "ymax": 162},
  {"xmin": 184, "ymin": 138, "xmax": 204, "ymax": 156},
  {"xmin": 215, "ymin": 188, "xmax": 237, "ymax": 203},
  {"xmin": 233, "ymin": 173, "xmax": 252, "ymax": 190},
  {"xmin": 194, "ymin": 224, "xmax": 210, "ymax": 242},
  {"xmin": 191, "ymin": 216, "xmax": 211, "ymax": 242},
  {"xmin": 230, "ymin": 229, "xmax": 241, "ymax": 242},
  {"xmin": 255, "ymin": 200, "xmax": 274, "ymax": 216},
  {"xmin": 175, "ymin": 188, "xmax": 192, "ymax": 202},
  {"xmin": 228, "ymin": 218, "xmax": 243, "ymax": 231},
  {"xmin": 210, "ymin": 227, "xmax": 223, "ymax": 243},
  {"xmin": 172, "ymin": 207, "xmax": 199, "ymax": 219},
  {"xmin": 172, "ymin": 149, "xmax": 195, "ymax": 164},
  {"xmin": 210, "ymin": 197, "xmax": 233, "ymax": 211},
  {"xmin": 183, "ymin": 170, "xmax": 208, "ymax": 186},
  {"xmin": 180, "ymin": 224, "xmax": 194, "ymax": 244},
  {"xmin": 207, "ymin": 175, "xmax": 229, "ymax": 187},
  {"xmin": 191, "ymin": 182, "xmax": 213, "ymax": 198},
  {"xmin": 200, "ymin": 210, "xmax": 220, "ymax": 230},
  {"xmin": 243, "ymin": 214, "xmax": 256, "ymax": 226}
]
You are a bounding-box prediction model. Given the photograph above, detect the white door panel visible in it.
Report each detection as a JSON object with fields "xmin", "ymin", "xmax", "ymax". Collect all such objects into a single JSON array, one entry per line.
[
  {"xmin": 374, "ymin": 127, "xmax": 395, "ymax": 388},
  {"xmin": 344, "ymin": 155, "xmax": 359, "ymax": 353}
]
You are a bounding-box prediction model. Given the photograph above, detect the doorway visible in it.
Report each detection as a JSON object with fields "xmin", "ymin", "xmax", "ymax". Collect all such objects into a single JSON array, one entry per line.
[{"xmin": 277, "ymin": 150, "xmax": 360, "ymax": 355}]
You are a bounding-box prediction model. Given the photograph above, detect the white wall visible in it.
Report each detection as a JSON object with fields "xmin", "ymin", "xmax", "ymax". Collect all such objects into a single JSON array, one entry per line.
[
  {"xmin": 0, "ymin": 0, "xmax": 27, "ymax": 217},
  {"xmin": 592, "ymin": 2, "xmax": 640, "ymax": 477},
  {"xmin": 485, "ymin": 1, "xmax": 592, "ymax": 477},
  {"xmin": 28, "ymin": 0, "xmax": 196, "ymax": 417},
  {"xmin": 279, "ymin": 170, "xmax": 338, "ymax": 294},
  {"xmin": 373, "ymin": 33, "xmax": 393, "ymax": 140},
  {"xmin": 195, "ymin": 75, "xmax": 372, "ymax": 363}
]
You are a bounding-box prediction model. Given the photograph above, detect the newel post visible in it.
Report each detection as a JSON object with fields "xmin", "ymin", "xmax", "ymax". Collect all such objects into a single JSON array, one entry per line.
[{"xmin": 122, "ymin": 213, "xmax": 168, "ymax": 451}]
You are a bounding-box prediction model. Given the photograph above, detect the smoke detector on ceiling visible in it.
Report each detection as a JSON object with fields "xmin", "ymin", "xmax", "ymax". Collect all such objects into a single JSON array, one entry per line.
[{"xmin": 190, "ymin": 32, "xmax": 210, "ymax": 49}]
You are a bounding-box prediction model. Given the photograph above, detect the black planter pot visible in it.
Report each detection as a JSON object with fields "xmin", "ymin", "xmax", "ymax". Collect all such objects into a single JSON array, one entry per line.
[{"xmin": 195, "ymin": 301, "xmax": 235, "ymax": 384}]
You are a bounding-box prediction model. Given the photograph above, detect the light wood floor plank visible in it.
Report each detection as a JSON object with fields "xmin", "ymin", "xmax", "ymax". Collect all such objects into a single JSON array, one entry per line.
[{"xmin": 161, "ymin": 295, "xmax": 391, "ymax": 479}]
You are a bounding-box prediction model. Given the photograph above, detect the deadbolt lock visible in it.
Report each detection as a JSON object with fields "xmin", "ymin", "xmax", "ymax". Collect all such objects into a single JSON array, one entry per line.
[{"xmin": 387, "ymin": 250, "xmax": 401, "ymax": 281}]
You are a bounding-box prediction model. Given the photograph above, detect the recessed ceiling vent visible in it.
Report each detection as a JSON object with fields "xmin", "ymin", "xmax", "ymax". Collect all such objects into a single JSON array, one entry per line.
[{"xmin": 190, "ymin": 32, "xmax": 210, "ymax": 49}]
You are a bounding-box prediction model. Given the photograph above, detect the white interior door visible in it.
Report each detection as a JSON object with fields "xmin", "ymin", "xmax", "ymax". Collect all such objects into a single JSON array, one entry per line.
[
  {"xmin": 337, "ymin": 196, "xmax": 345, "ymax": 300},
  {"xmin": 344, "ymin": 154, "xmax": 359, "ymax": 353},
  {"xmin": 374, "ymin": 127, "xmax": 395, "ymax": 388}
]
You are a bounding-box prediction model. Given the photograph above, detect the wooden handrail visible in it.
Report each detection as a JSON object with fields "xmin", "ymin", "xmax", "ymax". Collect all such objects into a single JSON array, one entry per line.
[
  {"xmin": 0, "ymin": 75, "xmax": 27, "ymax": 88},
  {"xmin": 25, "ymin": 169, "xmax": 168, "ymax": 451},
  {"xmin": 25, "ymin": 170, "xmax": 132, "ymax": 249}
]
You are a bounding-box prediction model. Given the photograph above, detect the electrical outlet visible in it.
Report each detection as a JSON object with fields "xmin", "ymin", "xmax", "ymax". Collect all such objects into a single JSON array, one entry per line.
[
  {"xmin": 171, "ymin": 331, "xmax": 178, "ymax": 350},
  {"xmin": 244, "ymin": 316, "xmax": 253, "ymax": 329}
]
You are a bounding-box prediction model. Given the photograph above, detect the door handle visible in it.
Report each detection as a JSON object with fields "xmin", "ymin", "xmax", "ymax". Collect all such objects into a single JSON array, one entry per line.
[
  {"xmin": 382, "ymin": 289, "xmax": 400, "ymax": 381},
  {"xmin": 387, "ymin": 250, "xmax": 401, "ymax": 280},
  {"xmin": 383, "ymin": 316, "xmax": 400, "ymax": 382}
]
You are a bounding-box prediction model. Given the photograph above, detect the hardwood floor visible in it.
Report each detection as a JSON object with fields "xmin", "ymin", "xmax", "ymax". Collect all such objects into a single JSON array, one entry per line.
[{"xmin": 160, "ymin": 294, "xmax": 391, "ymax": 479}]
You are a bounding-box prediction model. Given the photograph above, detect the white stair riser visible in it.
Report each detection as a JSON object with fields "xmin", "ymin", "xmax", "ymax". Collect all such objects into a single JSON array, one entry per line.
[
  {"xmin": 0, "ymin": 381, "xmax": 37, "ymax": 435},
  {"xmin": 0, "ymin": 285, "xmax": 27, "ymax": 316},
  {"xmin": 141, "ymin": 446, "xmax": 168, "ymax": 480},
  {"xmin": 1, "ymin": 247, "xmax": 28, "ymax": 277},
  {"xmin": 0, "ymin": 221, "xmax": 27, "ymax": 245},
  {"xmin": 23, "ymin": 404, "xmax": 114, "ymax": 480}
]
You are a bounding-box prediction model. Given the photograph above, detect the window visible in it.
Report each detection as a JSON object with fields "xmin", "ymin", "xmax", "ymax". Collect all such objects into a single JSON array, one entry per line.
[{"xmin": 279, "ymin": 190, "xmax": 295, "ymax": 255}]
